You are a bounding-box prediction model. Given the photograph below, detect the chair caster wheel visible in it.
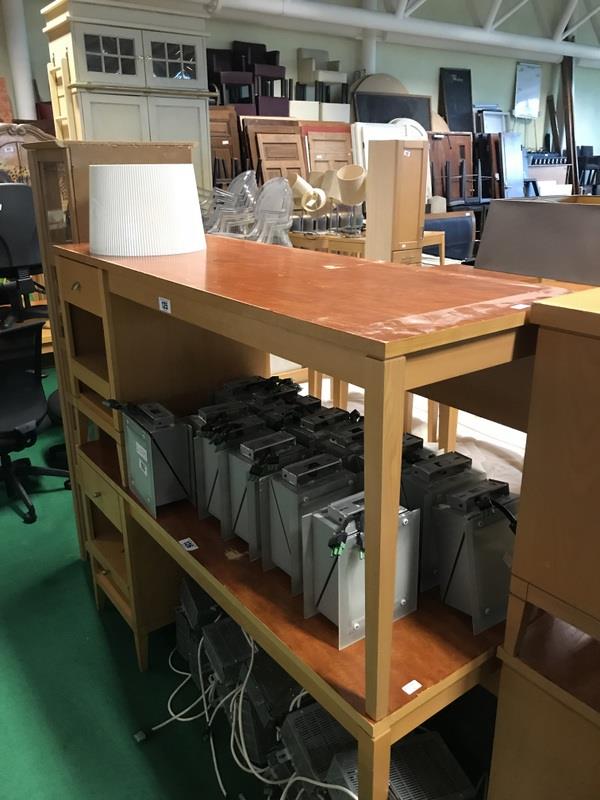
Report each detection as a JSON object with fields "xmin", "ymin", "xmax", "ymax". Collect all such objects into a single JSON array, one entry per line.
[{"xmin": 23, "ymin": 510, "xmax": 37, "ymax": 524}]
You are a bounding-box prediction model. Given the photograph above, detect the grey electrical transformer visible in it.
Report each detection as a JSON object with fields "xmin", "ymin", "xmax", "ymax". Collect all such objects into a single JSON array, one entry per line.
[
  {"xmin": 326, "ymin": 731, "xmax": 476, "ymax": 800},
  {"xmin": 401, "ymin": 451, "xmax": 486, "ymax": 592},
  {"xmin": 280, "ymin": 703, "xmax": 354, "ymax": 796},
  {"xmin": 304, "ymin": 492, "xmax": 420, "ymax": 648},
  {"xmin": 228, "ymin": 431, "xmax": 305, "ymax": 560},
  {"xmin": 189, "ymin": 400, "xmax": 248, "ymax": 519},
  {"xmin": 201, "ymin": 414, "xmax": 267, "ymax": 539},
  {"xmin": 266, "ymin": 454, "xmax": 357, "ymax": 595},
  {"xmin": 121, "ymin": 402, "xmax": 194, "ymax": 518},
  {"xmin": 433, "ymin": 479, "xmax": 518, "ymax": 634}
]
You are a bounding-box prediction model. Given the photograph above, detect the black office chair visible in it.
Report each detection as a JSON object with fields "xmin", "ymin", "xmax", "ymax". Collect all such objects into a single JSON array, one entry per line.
[
  {"xmin": 0, "ymin": 319, "xmax": 69, "ymax": 524},
  {"xmin": 0, "ymin": 182, "xmax": 47, "ymax": 328}
]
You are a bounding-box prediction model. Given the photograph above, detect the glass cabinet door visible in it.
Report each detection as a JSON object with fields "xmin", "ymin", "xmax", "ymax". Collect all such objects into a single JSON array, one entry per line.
[
  {"xmin": 141, "ymin": 31, "xmax": 207, "ymax": 91},
  {"xmin": 73, "ymin": 24, "xmax": 145, "ymax": 87}
]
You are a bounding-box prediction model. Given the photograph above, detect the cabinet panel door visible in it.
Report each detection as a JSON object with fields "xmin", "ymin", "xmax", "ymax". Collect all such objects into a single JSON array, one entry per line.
[
  {"xmin": 142, "ymin": 31, "xmax": 207, "ymax": 91},
  {"xmin": 79, "ymin": 93, "xmax": 150, "ymax": 141},
  {"xmin": 256, "ymin": 132, "xmax": 307, "ymax": 182},
  {"xmin": 148, "ymin": 96, "xmax": 211, "ymax": 189},
  {"xmin": 73, "ymin": 23, "xmax": 145, "ymax": 87},
  {"xmin": 306, "ymin": 131, "xmax": 353, "ymax": 172}
]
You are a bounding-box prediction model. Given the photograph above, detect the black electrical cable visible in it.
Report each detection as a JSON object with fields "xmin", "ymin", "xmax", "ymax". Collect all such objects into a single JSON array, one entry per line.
[
  {"xmin": 151, "ymin": 437, "xmax": 194, "ymax": 503},
  {"xmin": 315, "ymin": 556, "xmax": 339, "ymax": 608},
  {"xmin": 442, "ymin": 532, "xmax": 465, "ymax": 604},
  {"xmin": 490, "ymin": 497, "xmax": 518, "ymax": 534}
]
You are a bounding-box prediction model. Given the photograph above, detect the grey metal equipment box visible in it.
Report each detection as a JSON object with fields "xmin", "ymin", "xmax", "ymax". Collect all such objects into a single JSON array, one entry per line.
[
  {"xmin": 267, "ymin": 454, "xmax": 357, "ymax": 596},
  {"xmin": 202, "ymin": 414, "xmax": 267, "ymax": 539},
  {"xmin": 401, "ymin": 452, "xmax": 486, "ymax": 592},
  {"xmin": 239, "ymin": 650, "xmax": 302, "ymax": 767},
  {"xmin": 189, "ymin": 400, "xmax": 248, "ymax": 520},
  {"xmin": 433, "ymin": 479, "xmax": 518, "ymax": 634},
  {"xmin": 304, "ymin": 492, "xmax": 420, "ymax": 649},
  {"xmin": 202, "ymin": 616, "xmax": 252, "ymax": 688},
  {"xmin": 122, "ymin": 402, "xmax": 194, "ymax": 518},
  {"xmin": 228, "ymin": 431, "xmax": 305, "ymax": 560},
  {"xmin": 280, "ymin": 703, "xmax": 354, "ymax": 796},
  {"xmin": 326, "ymin": 731, "xmax": 476, "ymax": 800}
]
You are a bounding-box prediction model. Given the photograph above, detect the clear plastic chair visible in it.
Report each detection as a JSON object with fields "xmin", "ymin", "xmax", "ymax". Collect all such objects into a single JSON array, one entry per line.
[
  {"xmin": 219, "ymin": 177, "xmax": 294, "ymax": 245},
  {"xmin": 201, "ymin": 171, "xmax": 259, "ymax": 233}
]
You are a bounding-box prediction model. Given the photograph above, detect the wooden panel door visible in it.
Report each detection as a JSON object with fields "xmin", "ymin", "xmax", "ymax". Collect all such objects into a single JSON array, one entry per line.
[
  {"xmin": 256, "ymin": 132, "xmax": 307, "ymax": 181},
  {"xmin": 209, "ymin": 105, "xmax": 241, "ymax": 176},
  {"xmin": 79, "ymin": 92, "xmax": 150, "ymax": 141},
  {"xmin": 428, "ymin": 132, "xmax": 473, "ymax": 200},
  {"xmin": 148, "ymin": 95, "xmax": 211, "ymax": 189},
  {"xmin": 242, "ymin": 118, "xmax": 299, "ymax": 173},
  {"xmin": 306, "ymin": 131, "xmax": 353, "ymax": 172}
]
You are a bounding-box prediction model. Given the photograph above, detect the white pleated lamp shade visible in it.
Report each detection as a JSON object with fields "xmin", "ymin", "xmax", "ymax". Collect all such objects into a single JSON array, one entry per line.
[{"xmin": 89, "ymin": 163, "xmax": 206, "ymax": 257}]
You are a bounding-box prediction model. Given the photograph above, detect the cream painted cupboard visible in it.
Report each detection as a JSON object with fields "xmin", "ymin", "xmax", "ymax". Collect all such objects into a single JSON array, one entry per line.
[{"xmin": 41, "ymin": 0, "xmax": 217, "ymax": 187}]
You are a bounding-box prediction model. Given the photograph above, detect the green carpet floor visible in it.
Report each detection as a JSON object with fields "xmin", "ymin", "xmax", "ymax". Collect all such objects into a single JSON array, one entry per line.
[{"xmin": 0, "ymin": 370, "xmax": 263, "ymax": 800}]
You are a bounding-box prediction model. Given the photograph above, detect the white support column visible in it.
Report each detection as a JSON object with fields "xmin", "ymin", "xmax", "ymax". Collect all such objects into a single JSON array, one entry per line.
[
  {"xmin": 362, "ymin": 0, "xmax": 377, "ymax": 75},
  {"xmin": 1, "ymin": 0, "xmax": 36, "ymax": 119}
]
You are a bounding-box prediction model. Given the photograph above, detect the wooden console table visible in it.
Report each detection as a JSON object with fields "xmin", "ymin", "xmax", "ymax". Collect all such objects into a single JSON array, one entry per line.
[{"xmin": 50, "ymin": 237, "xmax": 563, "ymax": 799}]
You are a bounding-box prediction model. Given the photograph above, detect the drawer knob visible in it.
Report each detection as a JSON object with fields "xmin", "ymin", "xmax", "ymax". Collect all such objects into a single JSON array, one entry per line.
[
  {"xmin": 92, "ymin": 491, "xmax": 101, "ymax": 498},
  {"xmin": 100, "ymin": 568, "xmax": 109, "ymax": 576},
  {"xmin": 71, "ymin": 281, "xmax": 81, "ymax": 291}
]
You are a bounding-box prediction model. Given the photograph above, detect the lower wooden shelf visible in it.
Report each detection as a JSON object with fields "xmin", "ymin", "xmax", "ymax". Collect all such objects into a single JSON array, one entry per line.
[
  {"xmin": 79, "ymin": 438, "xmax": 503, "ymax": 738},
  {"xmin": 518, "ymin": 612, "xmax": 600, "ymax": 713}
]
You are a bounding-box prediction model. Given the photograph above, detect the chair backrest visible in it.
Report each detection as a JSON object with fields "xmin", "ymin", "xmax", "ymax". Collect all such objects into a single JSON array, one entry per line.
[
  {"xmin": 0, "ymin": 183, "xmax": 41, "ymax": 271},
  {"xmin": 255, "ymin": 177, "xmax": 294, "ymax": 219},
  {"xmin": 0, "ymin": 320, "xmax": 44, "ymax": 384},
  {"xmin": 0, "ymin": 122, "xmax": 56, "ymax": 185},
  {"xmin": 228, "ymin": 170, "xmax": 258, "ymax": 205}
]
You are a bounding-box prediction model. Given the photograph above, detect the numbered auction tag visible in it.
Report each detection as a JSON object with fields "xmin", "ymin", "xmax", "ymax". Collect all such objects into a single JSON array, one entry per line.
[{"xmin": 179, "ymin": 537, "xmax": 199, "ymax": 552}]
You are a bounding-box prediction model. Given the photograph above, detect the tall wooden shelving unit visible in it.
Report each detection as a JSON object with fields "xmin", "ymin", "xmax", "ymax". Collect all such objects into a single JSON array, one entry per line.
[{"xmin": 27, "ymin": 138, "xmax": 569, "ymax": 800}]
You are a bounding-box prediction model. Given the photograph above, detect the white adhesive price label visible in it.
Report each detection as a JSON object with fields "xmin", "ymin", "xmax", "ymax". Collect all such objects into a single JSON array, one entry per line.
[{"xmin": 401, "ymin": 679, "xmax": 423, "ymax": 695}]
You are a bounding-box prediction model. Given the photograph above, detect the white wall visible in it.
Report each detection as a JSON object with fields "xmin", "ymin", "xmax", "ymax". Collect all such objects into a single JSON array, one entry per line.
[
  {"xmin": 574, "ymin": 66, "xmax": 600, "ymax": 148},
  {"xmin": 24, "ymin": 0, "xmax": 49, "ymax": 101}
]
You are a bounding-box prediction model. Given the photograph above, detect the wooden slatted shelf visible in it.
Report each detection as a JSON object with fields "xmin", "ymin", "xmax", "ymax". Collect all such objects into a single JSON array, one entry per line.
[{"xmin": 80, "ymin": 438, "xmax": 503, "ymax": 732}]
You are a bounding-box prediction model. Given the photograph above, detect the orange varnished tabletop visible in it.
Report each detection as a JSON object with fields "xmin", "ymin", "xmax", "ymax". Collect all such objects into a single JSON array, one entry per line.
[{"xmin": 55, "ymin": 238, "xmax": 566, "ymax": 360}]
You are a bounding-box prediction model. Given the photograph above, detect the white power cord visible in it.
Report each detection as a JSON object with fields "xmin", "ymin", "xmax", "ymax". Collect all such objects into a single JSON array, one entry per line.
[
  {"xmin": 227, "ymin": 633, "xmax": 292, "ymax": 786},
  {"xmin": 288, "ymin": 689, "xmax": 308, "ymax": 712},
  {"xmin": 280, "ymin": 776, "xmax": 358, "ymax": 800}
]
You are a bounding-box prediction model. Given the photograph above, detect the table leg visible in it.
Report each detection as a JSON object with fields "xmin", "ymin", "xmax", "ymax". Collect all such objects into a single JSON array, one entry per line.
[
  {"xmin": 308, "ymin": 369, "xmax": 323, "ymax": 399},
  {"xmin": 439, "ymin": 405, "xmax": 458, "ymax": 451},
  {"xmin": 134, "ymin": 630, "xmax": 149, "ymax": 672},
  {"xmin": 504, "ymin": 595, "xmax": 536, "ymax": 657},
  {"xmin": 332, "ymin": 378, "xmax": 349, "ymax": 409},
  {"xmin": 358, "ymin": 728, "xmax": 393, "ymax": 800},
  {"xmin": 364, "ymin": 356, "xmax": 406, "ymax": 720},
  {"xmin": 427, "ymin": 399, "xmax": 439, "ymax": 442},
  {"xmin": 403, "ymin": 392, "xmax": 414, "ymax": 432}
]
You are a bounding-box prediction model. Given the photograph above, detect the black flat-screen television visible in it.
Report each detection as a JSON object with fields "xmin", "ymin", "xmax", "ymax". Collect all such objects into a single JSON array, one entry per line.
[{"xmin": 353, "ymin": 92, "xmax": 432, "ymax": 130}]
